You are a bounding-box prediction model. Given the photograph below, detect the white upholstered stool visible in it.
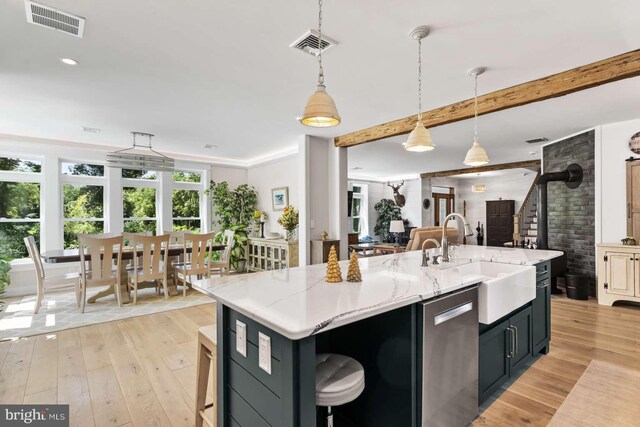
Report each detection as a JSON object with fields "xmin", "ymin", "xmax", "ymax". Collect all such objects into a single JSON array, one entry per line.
[{"xmin": 316, "ymin": 353, "xmax": 365, "ymax": 427}]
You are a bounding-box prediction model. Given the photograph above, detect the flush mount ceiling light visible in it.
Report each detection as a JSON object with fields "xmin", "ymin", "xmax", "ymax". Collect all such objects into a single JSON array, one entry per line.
[
  {"xmin": 202, "ymin": 144, "xmax": 218, "ymax": 149},
  {"xmin": 300, "ymin": 0, "xmax": 341, "ymax": 127},
  {"xmin": 60, "ymin": 58, "xmax": 78, "ymax": 65},
  {"xmin": 463, "ymin": 67, "xmax": 490, "ymax": 166},
  {"xmin": 404, "ymin": 26, "xmax": 435, "ymax": 152},
  {"xmin": 106, "ymin": 132, "xmax": 174, "ymax": 172},
  {"xmin": 472, "ymin": 184, "xmax": 487, "ymax": 193}
]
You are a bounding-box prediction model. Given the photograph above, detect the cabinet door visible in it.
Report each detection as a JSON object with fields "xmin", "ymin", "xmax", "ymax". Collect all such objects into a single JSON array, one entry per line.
[
  {"xmin": 509, "ymin": 307, "xmax": 532, "ymax": 372},
  {"xmin": 635, "ymin": 255, "xmax": 640, "ymax": 297},
  {"xmin": 628, "ymin": 161, "xmax": 640, "ymax": 243},
  {"xmin": 479, "ymin": 320, "xmax": 510, "ymax": 404},
  {"xmin": 532, "ymin": 278, "xmax": 551, "ymax": 355},
  {"xmin": 606, "ymin": 252, "xmax": 635, "ymax": 296}
]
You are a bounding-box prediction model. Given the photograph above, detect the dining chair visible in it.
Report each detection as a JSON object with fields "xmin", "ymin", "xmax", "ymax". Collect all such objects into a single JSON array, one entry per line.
[
  {"xmin": 174, "ymin": 232, "xmax": 215, "ymax": 296},
  {"xmin": 78, "ymin": 234, "xmax": 124, "ymax": 312},
  {"xmin": 127, "ymin": 234, "xmax": 171, "ymax": 304},
  {"xmin": 23, "ymin": 236, "xmax": 82, "ymax": 314},
  {"xmin": 210, "ymin": 230, "xmax": 235, "ymax": 276}
]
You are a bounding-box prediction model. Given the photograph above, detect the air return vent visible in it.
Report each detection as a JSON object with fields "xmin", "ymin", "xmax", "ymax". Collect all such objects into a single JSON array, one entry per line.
[
  {"xmin": 526, "ymin": 137, "xmax": 549, "ymax": 144},
  {"xmin": 290, "ymin": 30, "xmax": 338, "ymax": 56},
  {"xmin": 24, "ymin": 1, "xmax": 85, "ymax": 38}
]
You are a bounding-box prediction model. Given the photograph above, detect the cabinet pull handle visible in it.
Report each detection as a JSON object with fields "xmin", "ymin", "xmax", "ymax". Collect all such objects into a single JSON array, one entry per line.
[
  {"xmin": 537, "ymin": 280, "xmax": 550, "ymax": 288},
  {"xmin": 512, "ymin": 325, "xmax": 518, "ymax": 357},
  {"xmin": 433, "ymin": 301, "xmax": 473, "ymax": 326},
  {"xmin": 506, "ymin": 327, "xmax": 515, "ymax": 358}
]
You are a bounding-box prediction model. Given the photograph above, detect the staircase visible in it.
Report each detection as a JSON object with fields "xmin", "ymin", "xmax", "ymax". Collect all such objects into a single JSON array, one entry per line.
[{"xmin": 512, "ymin": 171, "xmax": 541, "ymax": 245}]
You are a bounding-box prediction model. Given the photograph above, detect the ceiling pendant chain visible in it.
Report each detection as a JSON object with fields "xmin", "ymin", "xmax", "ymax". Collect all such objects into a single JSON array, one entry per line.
[
  {"xmin": 474, "ymin": 74, "xmax": 479, "ymax": 142},
  {"xmin": 417, "ymin": 37, "xmax": 422, "ymax": 121},
  {"xmin": 317, "ymin": 0, "xmax": 324, "ymax": 85}
]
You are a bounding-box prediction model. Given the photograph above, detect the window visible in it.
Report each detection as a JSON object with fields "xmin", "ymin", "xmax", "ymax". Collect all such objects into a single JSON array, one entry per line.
[
  {"xmin": 122, "ymin": 169, "xmax": 158, "ymax": 234},
  {"xmin": 0, "ymin": 157, "xmax": 42, "ymax": 258},
  {"xmin": 172, "ymin": 171, "xmax": 202, "ymax": 232},
  {"xmin": 61, "ymin": 162, "xmax": 105, "ymax": 248},
  {"xmin": 351, "ymin": 184, "xmax": 369, "ymax": 238}
]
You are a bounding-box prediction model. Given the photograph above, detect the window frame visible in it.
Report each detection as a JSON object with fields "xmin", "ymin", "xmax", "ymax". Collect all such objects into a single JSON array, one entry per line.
[
  {"xmin": 350, "ymin": 183, "xmax": 369, "ymax": 239},
  {"xmin": 122, "ymin": 173, "xmax": 160, "ymax": 235},
  {"xmin": 0, "ymin": 156, "xmax": 43, "ymax": 257},
  {"xmin": 59, "ymin": 160, "xmax": 107, "ymax": 247},
  {"xmin": 171, "ymin": 169, "xmax": 204, "ymax": 232}
]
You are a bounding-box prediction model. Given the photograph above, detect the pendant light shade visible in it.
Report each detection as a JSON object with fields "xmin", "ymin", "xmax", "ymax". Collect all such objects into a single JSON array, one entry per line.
[
  {"xmin": 301, "ymin": 84, "xmax": 341, "ymax": 127},
  {"xmin": 404, "ymin": 121, "xmax": 435, "ymax": 152},
  {"xmin": 300, "ymin": 0, "xmax": 340, "ymax": 128},
  {"xmin": 463, "ymin": 67, "xmax": 490, "ymax": 166},
  {"xmin": 404, "ymin": 26, "xmax": 435, "ymax": 152},
  {"xmin": 464, "ymin": 140, "xmax": 490, "ymax": 166}
]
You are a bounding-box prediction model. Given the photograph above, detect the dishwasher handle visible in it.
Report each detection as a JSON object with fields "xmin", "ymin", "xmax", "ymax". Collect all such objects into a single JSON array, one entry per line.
[{"xmin": 433, "ymin": 301, "xmax": 474, "ymax": 326}]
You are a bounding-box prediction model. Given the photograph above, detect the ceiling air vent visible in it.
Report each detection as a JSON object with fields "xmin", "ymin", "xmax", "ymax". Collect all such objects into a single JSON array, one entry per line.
[
  {"xmin": 290, "ymin": 30, "xmax": 338, "ymax": 56},
  {"xmin": 526, "ymin": 137, "xmax": 549, "ymax": 144},
  {"xmin": 24, "ymin": 1, "xmax": 85, "ymax": 38}
]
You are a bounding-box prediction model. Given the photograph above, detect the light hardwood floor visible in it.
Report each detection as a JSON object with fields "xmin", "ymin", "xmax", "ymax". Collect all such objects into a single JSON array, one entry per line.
[{"xmin": 1, "ymin": 297, "xmax": 639, "ymax": 426}]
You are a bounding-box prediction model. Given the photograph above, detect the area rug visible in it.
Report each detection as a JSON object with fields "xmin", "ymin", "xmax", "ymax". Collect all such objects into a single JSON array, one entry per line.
[
  {"xmin": 548, "ymin": 359, "xmax": 640, "ymax": 427},
  {"xmin": 0, "ymin": 288, "xmax": 213, "ymax": 341}
]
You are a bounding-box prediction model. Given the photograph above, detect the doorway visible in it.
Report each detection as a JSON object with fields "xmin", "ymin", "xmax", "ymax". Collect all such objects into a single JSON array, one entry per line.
[{"xmin": 433, "ymin": 188, "xmax": 455, "ymax": 226}]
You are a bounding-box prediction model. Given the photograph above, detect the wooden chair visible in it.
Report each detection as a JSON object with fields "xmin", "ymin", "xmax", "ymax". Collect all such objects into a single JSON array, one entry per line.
[
  {"xmin": 210, "ymin": 230, "xmax": 235, "ymax": 276},
  {"xmin": 23, "ymin": 236, "xmax": 81, "ymax": 314},
  {"xmin": 174, "ymin": 232, "xmax": 215, "ymax": 296},
  {"xmin": 195, "ymin": 325, "xmax": 217, "ymax": 427},
  {"xmin": 78, "ymin": 234, "xmax": 124, "ymax": 312},
  {"xmin": 127, "ymin": 234, "xmax": 171, "ymax": 304}
]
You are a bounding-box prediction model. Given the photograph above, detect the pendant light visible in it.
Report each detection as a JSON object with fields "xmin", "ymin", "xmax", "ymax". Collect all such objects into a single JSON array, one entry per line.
[
  {"xmin": 300, "ymin": 0, "xmax": 340, "ymax": 127},
  {"xmin": 464, "ymin": 67, "xmax": 490, "ymax": 166},
  {"xmin": 404, "ymin": 26, "xmax": 435, "ymax": 152}
]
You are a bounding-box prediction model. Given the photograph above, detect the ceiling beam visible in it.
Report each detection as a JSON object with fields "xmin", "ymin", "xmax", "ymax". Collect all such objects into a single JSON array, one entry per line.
[
  {"xmin": 420, "ymin": 160, "xmax": 540, "ymax": 179},
  {"xmin": 335, "ymin": 49, "xmax": 640, "ymax": 147}
]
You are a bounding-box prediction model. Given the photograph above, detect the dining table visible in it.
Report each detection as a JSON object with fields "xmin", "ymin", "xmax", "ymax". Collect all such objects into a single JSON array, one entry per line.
[{"xmin": 42, "ymin": 244, "xmax": 226, "ymax": 304}]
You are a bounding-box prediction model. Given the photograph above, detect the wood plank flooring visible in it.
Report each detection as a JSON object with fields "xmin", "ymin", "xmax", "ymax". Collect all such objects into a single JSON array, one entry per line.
[{"xmin": 0, "ymin": 297, "xmax": 638, "ymax": 426}]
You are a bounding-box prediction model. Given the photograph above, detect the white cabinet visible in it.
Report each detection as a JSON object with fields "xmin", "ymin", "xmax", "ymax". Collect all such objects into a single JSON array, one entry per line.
[
  {"xmin": 247, "ymin": 238, "xmax": 299, "ymax": 272},
  {"xmin": 596, "ymin": 244, "xmax": 640, "ymax": 306}
]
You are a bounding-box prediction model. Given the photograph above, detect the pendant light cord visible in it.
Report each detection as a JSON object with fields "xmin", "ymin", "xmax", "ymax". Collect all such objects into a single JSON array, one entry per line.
[
  {"xmin": 317, "ymin": 0, "xmax": 324, "ymax": 85},
  {"xmin": 417, "ymin": 37, "xmax": 422, "ymax": 121},
  {"xmin": 473, "ymin": 74, "xmax": 479, "ymax": 143}
]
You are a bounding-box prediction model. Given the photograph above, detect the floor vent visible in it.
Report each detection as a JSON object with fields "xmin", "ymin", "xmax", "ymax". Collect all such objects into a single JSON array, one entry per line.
[
  {"xmin": 24, "ymin": 1, "xmax": 85, "ymax": 38},
  {"xmin": 290, "ymin": 30, "xmax": 337, "ymax": 56}
]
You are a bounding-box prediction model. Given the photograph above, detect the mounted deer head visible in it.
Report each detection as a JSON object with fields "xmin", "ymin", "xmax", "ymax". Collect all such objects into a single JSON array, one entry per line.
[{"xmin": 387, "ymin": 180, "xmax": 406, "ymax": 207}]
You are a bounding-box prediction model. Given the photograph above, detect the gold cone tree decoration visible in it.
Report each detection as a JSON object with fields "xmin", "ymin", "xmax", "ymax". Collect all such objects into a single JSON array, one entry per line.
[
  {"xmin": 346, "ymin": 251, "xmax": 362, "ymax": 282},
  {"xmin": 325, "ymin": 245, "xmax": 343, "ymax": 283}
]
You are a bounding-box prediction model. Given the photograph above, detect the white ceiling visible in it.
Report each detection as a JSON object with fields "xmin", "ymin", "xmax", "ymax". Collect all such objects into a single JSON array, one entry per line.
[{"xmin": 1, "ymin": 0, "xmax": 639, "ymax": 168}]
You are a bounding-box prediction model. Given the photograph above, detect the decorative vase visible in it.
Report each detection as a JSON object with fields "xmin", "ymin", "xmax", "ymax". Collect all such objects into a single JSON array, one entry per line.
[{"xmin": 286, "ymin": 228, "xmax": 297, "ymax": 241}]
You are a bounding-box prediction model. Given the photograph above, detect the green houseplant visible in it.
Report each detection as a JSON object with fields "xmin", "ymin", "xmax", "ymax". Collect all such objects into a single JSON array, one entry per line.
[
  {"xmin": 207, "ymin": 181, "xmax": 258, "ymax": 270},
  {"xmin": 374, "ymin": 198, "xmax": 402, "ymax": 243}
]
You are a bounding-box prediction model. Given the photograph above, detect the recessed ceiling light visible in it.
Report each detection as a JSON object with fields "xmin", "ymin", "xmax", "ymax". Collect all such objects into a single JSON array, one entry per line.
[
  {"xmin": 529, "ymin": 151, "xmax": 537, "ymax": 155},
  {"xmin": 525, "ymin": 137, "xmax": 549, "ymax": 144},
  {"xmin": 202, "ymin": 144, "xmax": 218, "ymax": 149},
  {"xmin": 60, "ymin": 58, "xmax": 78, "ymax": 65},
  {"xmin": 82, "ymin": 126, "xmax": 100, "ymax": 133},
  {"xmin": 351, "ymin": 166, "xmax": 363, "ymax": 170}
]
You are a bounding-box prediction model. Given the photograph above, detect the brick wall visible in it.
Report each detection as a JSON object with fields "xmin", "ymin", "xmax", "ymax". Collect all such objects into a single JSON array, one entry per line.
[{"xmin": 543, "ymin": 130, "xmax": 596, "ymax": 295}]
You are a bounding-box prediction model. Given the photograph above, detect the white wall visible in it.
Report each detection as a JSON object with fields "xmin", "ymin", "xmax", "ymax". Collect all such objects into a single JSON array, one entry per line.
[
  {"xmin": 211, "ymin": 166, "xmax": 247, "ymax": 189},
  {"xmin": 597, "ymin": 118, "xmax": 640, "ymax": 243},
  {"xmin": 247, "ymin": 155, "xmax": 299, "ymax": 235}
]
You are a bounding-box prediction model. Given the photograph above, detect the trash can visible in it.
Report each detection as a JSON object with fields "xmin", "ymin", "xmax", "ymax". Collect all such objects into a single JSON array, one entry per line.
[{"xmin": 564, "ymin": 274, "xmax": 589, "ymax": 300}]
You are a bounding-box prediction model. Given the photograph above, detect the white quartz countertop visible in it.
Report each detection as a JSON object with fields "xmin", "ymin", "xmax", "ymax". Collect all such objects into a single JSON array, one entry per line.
[{"xmin": 193, "ymin": 245, "xmax": 562, "ymax": 340}]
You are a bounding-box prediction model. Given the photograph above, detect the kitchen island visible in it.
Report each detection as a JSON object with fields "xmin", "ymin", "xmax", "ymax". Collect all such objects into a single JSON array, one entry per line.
[{"xmin": 193, "ymin": 245, "xmax": 562, "ymax": 427}]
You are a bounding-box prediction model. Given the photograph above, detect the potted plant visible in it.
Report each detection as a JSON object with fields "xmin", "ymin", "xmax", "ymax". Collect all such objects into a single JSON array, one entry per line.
[
  {"xmin": 207, "ymin": 181, "xmax": 258, "ymax": 271},
  {"xmin": 374, "ymin": 198, "xmax": 402, "ymax": 243},
  {"xmin": 0, "ymin": 257, "xmax": 10, "ymax": 311},
  {"xmin": 277, "ymin": 205, "xmax": 299, "ymax": 241}
]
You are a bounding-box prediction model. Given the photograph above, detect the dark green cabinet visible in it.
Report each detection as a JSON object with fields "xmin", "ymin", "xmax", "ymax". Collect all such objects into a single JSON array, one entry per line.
[
  {"xmin": 479, "ymin": 320, "xmax": 510, "ymax": 403},
  {"xmin": 479, "ymin": 306, "xmax": 533, "ymax": 404},
  {"xmin": 532, "ymin": 262, "xmax": 551, "ymax": 355}
]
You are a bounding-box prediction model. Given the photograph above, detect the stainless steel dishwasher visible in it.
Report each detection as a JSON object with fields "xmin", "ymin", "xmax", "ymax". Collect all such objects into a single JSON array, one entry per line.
[{"xmin": 422, "ymin": 285, "xmax": 479, "ymax": 427}]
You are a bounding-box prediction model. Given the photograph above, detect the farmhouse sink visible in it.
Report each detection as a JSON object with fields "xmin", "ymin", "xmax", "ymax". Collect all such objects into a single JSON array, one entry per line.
[{"xmin": 440, "ymin": 261, "xmax": 536, "ymax": 324}]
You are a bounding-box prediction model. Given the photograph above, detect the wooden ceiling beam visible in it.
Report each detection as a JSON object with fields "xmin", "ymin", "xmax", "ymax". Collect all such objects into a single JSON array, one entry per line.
[
  {"xmin": 420, "ymin": 160, "xmax": 540, "ymax": 179},
  {"xmin": 335, "ymin": 49, "xmax": 640, "ymax": 147}
]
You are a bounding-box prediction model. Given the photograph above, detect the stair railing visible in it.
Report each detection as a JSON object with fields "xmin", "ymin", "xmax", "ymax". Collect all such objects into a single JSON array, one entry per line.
[{"xmin": 513, "ymin": 170, "xmax": 541, "ymax": 244}]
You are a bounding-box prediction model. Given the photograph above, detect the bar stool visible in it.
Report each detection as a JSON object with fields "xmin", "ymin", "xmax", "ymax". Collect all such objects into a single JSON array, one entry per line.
[
  {"xmin": 316, "ymin": 353, "xmax": 365, "ymax": 427},
  {"xmin": 195, "ymin": 325, "xmax": 217, "ymax": 427}
]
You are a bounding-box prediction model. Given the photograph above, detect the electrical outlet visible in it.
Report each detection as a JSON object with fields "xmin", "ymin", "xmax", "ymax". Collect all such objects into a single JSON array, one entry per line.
[
  {"xmin": 236, "ymin": 320, "xmax": 247, "ymax": 357},
  {"xmin": 258, "ymin": 332, "xmax": 271, "ymax": 374}
]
